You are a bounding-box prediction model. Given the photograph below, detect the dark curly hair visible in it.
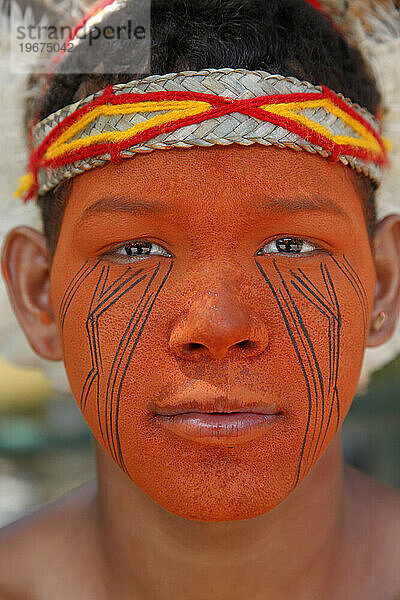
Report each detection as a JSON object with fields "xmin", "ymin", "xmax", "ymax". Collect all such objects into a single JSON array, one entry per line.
[{"xmin": 30, "ymin": 0, "xmax": 381, "ymax": 256}]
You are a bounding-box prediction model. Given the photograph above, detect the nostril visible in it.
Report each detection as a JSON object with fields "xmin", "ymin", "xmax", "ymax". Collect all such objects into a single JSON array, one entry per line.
[
  {"xmin": 183, "ymin": 342, "xmax": 205, "ymax": 353},
  {"xmin": 237, "ymin": 340, "xmax": 257, "ymax": 350}
]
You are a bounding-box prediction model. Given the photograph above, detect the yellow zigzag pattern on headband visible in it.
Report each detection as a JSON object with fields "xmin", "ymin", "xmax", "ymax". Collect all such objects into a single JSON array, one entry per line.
[
  {"xmin": 262, "ymin": 98, "xmax": 387, "ymax": 154},
  {"xmin": 42, "ymin": 97, "xmax": 386, "ymax": 162},
  {"xmin": 44, "ymin": 100, "xmax": 212, "ymax": 160}
]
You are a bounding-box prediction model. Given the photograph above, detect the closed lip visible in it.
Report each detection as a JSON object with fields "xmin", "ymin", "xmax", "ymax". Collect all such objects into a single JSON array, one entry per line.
[
  {"xmin": 150, "ymin": 396, "xmax": 281, "ymax": 417},
  {"xmin": 150, "ymin": 384, "xmax": 283, "ymax": 444}
]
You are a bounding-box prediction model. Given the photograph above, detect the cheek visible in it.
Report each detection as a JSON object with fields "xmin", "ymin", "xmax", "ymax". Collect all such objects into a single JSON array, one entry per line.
[
  {"xmin": 53, "ymin": 258, "xmax": 174, "ymax": 461},
  {"xmin": 255, "ymin": 251, "xmax": 375, "ymax": 484}
]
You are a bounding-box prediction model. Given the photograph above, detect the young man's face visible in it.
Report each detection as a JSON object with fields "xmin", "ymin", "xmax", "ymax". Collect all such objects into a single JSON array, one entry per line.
[{"xmin": 50, "ymin": 144, "xmax": 376, "ymax": 520}]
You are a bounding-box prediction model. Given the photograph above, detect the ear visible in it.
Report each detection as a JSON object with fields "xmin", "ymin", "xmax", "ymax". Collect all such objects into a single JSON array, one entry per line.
[
  {"xmin": 1, "ymin": 225, "xmax": 63, "ymax": 361},
  {"xmin": 367, "ymin": 214, "xmax": 400, "ymax": 347}
]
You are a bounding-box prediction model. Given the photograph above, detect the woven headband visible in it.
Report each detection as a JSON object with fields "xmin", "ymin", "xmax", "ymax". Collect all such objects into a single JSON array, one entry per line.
[{"xmin": 17, "ymin": 68, "xmax": 389, "ymax": 202}]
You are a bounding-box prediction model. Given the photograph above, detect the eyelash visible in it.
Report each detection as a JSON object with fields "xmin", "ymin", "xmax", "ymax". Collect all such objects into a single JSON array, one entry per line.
[
  {"xmin": 101, "ymin": 236, "xmax": 324, "ymax": 261},
  {"xmin": 102, "ymin": 240, "xmax": 172, "ymax": 261},
  {"xmin": 256, "ymin": 236, "xmax": 323, "ymax": 257}
]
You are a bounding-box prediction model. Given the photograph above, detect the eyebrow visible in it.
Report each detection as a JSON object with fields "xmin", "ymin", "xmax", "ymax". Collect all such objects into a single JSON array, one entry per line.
[
  {"xmin": 77, "ymin": 194, "xmax": 349, "ymax": 225},
  {"xmin": 263, "ymin": 196, "xmax": 349, "ymax": 219},
  {"xmin": 77, "ymin": 196, "xmax": 164, "ymax": 226}
]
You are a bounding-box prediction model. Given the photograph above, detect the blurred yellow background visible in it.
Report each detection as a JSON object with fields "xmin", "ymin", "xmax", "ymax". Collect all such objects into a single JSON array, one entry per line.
[
  {"xmin": 0, "ymin": 358, "xmax": 94, "ymax": 526},
  {"xmin": 0, "ymin": 358, "xmax": 52, "ymax": 414}
]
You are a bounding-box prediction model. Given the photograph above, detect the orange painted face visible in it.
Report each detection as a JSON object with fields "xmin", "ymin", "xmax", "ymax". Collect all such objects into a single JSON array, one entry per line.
[{"xmin": 51, "ymin": 144, "xmax": 376, "ymax": 521}]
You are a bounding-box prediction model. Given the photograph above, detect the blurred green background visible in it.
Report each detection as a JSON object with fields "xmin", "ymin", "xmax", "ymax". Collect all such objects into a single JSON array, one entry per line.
[{"xmin": 0, "ymin": 354, "xmax": 398, "ymax": 527}]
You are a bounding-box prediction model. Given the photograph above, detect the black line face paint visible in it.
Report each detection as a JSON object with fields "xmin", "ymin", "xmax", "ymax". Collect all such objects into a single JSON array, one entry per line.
[
  {"xmin": 255, "ymin": 252, "xmax": 369, "ymax": 488},
  {"xmin": 58, "ymin": 257, "xmax": 174, "ymax": 474},
  {"xmin": 59, "ymin": 259, "xmax": 101, "ymax": 331}
]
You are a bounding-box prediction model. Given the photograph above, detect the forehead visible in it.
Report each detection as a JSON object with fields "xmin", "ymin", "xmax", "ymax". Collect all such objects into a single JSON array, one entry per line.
[{"xmin": 65, "ymin": 144, "xmax": 364, "ymax": 222}]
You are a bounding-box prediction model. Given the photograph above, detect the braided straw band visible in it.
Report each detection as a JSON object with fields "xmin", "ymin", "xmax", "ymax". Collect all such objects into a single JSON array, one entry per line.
[{"xmin": 17, "ymin": 68, "xmax": 389, "ymax": 201}]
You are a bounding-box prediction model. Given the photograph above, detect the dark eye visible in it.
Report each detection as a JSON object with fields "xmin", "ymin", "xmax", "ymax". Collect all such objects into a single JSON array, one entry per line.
[
  {"xmin": 257, "ymin": 237, "xmax": 318, "ymax": 256},
  {"xmin": 114, "ymin": 241, "xmax": 171, "ymax": 259}
]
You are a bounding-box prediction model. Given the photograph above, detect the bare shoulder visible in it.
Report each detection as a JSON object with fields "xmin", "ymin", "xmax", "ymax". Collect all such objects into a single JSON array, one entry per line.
[
  {"xmin": 343, "ymin": 465, "xmax": 400, "ymax": 600},
  {"xmin": 0, "ymin": 481, "xmax": 101, "ymax": 600}
]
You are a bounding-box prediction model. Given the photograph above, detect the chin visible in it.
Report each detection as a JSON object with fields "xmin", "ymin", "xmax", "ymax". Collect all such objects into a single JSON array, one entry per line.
[
  {"xmin": 128, "ymin": 463, "xmax": 294, "ymax": 522},
  {"xmin": 155, "ymin": 488, "xmax": 289, "ymax": 521}
]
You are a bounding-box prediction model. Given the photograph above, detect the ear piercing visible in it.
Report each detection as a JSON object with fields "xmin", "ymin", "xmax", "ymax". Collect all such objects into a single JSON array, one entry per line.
[{"xmin": 372, "ymin": 311, "xmax": 388, "ymax": 332}]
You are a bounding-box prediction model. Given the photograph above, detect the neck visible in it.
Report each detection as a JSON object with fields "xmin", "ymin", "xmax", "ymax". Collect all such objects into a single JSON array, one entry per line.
[{"xmin": 93, "ymin": 436, "xmax": 346, "ymax": 600}]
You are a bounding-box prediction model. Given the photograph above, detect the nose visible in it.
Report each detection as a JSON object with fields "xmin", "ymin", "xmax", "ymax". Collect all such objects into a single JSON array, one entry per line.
[{"xmin": 169, "ymin": 284, "xmax": 269, "ymax": 361}]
